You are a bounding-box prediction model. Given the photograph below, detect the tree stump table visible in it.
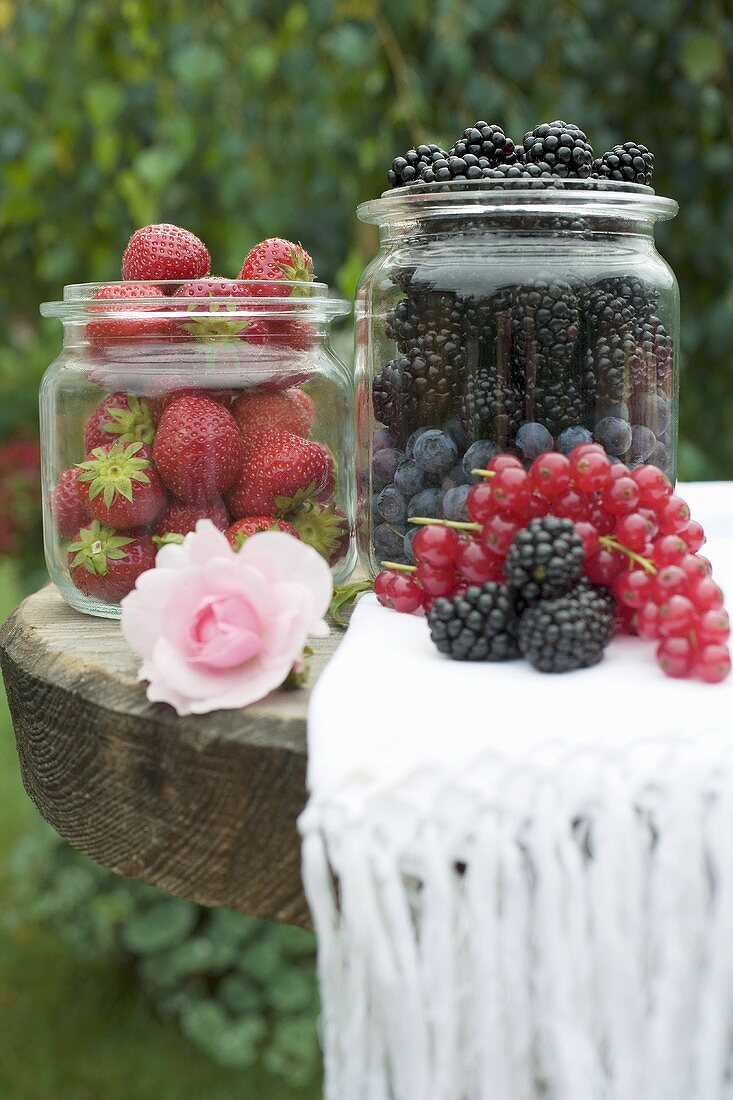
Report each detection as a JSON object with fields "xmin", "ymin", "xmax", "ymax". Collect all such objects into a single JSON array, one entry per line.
[{"xmin": 0, "ymin": 585, "xmax": 340, "ymax": 928}]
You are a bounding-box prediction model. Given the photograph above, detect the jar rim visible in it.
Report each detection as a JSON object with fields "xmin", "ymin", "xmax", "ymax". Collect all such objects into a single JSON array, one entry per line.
[
  {"xmin": 40, "ymin": 279, "xmax": 351, "ymax": 321},
  {"xmin": 357, "ymin": 177, "xmax": 678, "ymax": 225}
]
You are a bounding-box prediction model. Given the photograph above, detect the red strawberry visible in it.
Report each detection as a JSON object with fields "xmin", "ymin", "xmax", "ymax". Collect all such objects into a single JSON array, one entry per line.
[
  {"xmin": 86, "ymin": 283, "xmax": 174, "ymax": 346},
  {"xmin": 121, "ymin": 223, "xmax": 210, "ymax": 282},
  {"xmin": 153, "ymin": 395, "xmax": 245, "ymax": 502},
  {"xmin": 51, "ymin": 467, "xmax": 90, "ymax": 538},
  {"xmin": 173, "ymin": 277, "xmax": 250, "ymax": 300},
  {"xmin": 231, "ymin": 388, "xmax": 314, "ymax": 440},
  {"xmin": 76, "ymin": 441, "xmax": 167, "ymax": 528},
  {"xmin": 147, "ymin": 389, "xmax": 233, "ymax": 423},
  {"xmin": 226, "ymin": 430, "xmax": 334, "ymax": 517},
  {"xmin": 84, "ymin": 392, "xmax": 156, "ymax": 452},
  {"xmin": 68, "ymin": 522, "xmax": 156, "ymax": 603},
  {"xmin": 238, "ymin": 238, "xmax": 314, "ymax": 297},
  {"xmin": 289, "ymin": 502, "xmax": 349, "ymax": 565},
  {"xmin": 155, "ymin": 498, "xmax": 230, "ymax": 539},
  {"xmin": 225, "ymin": 516, "xmax": 299, "ymax": 550}
]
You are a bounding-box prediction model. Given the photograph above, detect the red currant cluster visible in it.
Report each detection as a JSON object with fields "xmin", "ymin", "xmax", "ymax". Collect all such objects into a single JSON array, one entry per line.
[{"xmin": 374, "ymin": 443, "xmax": 731, "ymax": 684}]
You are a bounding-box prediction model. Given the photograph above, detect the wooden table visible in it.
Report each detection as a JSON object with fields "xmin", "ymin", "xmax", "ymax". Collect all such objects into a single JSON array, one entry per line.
[{"xmin": 0, "ymin": 585, "xmax": 342, "ymax": 928}]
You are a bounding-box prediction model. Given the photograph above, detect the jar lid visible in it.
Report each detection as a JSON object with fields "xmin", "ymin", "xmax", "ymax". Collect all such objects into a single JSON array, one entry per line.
[
  {"xmin": 41, "ymin": 280, "xmax": 351, "ymax": 322},
  {"xmin": 358, "ymin": 178, "xmax": 678, "ymax": 226}
]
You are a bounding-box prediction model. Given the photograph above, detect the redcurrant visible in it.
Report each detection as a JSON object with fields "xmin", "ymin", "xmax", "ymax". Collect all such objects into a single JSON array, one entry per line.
[
  {"xmin": 487, "ymin": 454, "xmax": 523, "ymax": 474},
  {"xmin": 574, "ymin": 520, "xmax": 600, "ymax": 558},
  {"xmin": 690, "ymin": 577, "xmax": 724, "ymax": 612},
  {"xmin": 489, "ymin": 466, "xmax": 532, "ymax": 516},
  {"xmin": 696, "ymin": 608, "xmax": 731, "ymax": 646},
  {"xmin": 614, "ymin": 512, "xmax": 654, "ymax": 552},
  {"xmin": 570, "ymin": 448, "xmax": 612, "ymax": 493},
  {"xmin": 695, "ymin": 644, "xmax": 731, "ymax": 684},
  {"xmin": 651, "ymin": 534, "xmax": 687, "ymax": 567},
  {"xmin": 467, "ymin": 482, "xmax": 495, "ymax": 523},
  {"xmin": 613, "ymin": 568, "xmax": 652, "ymax": 609},
  {"xmin": 585, "ymin": 546, "xmax": 625, "ymax": 586},
  {"xmin": 601, "ymin": 476, "xmax": 640, "ymax": 516},
  {"xmin": 529, "ymin": 452, "xmax": 572, "ymax": 498},
  {"xmin": 680, "ymin": 554, "xmax": 712, "ymax": 584},
  {"xmin": 481, "ymin": 514, "xmax": 520, "ymax": 555},
  {"xmin": 679, "ymin": 519, "xmax": 705, "ymax": 553},
  {"xmin": 631, "ymin": 464, "xmax": 673, "ymax": 508},
  {"xmin": 553, "ymin": 488, "xmax": 591, "ymax": 521},
  {"xmin": 413, "ymin": 524, "xmax": 460, "ymax": 568},
  {"xmin": 636, "ymin": 600, "xmax": 661, "ymax": 640},
  {"xmin": 455, "ymin": 538, "xmax": 504, "ymax": 584},
  {"xmin": 650, "ymin": 564, "xmax": 688, "ymax": 603},
  {"xmin": 416, "ymin": 560, "xmax": 457, "ymax": 597},
  {"xmin": 657, "ymin": 495, "xmax": 691, "ymax": 535},
  {"xmin": 388, "ymin": 573, "xmax": 425, "ymax": 614},
  {"xmin": 374, "ymin": 570, "xmax": 397, "ymax": 607},
  {"xmin": 657, "ymin": 637, "xmax": 695, "ymax": 679},
  {"xmin": 656, "ymin": 594, "xmax": 698, "ymax": 638}
]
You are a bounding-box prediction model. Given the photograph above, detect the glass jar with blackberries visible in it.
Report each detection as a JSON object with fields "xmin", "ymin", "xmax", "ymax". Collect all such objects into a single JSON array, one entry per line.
[{"xmin": 354, "ymin": 174, "xmax": 679, "ymax": 577}]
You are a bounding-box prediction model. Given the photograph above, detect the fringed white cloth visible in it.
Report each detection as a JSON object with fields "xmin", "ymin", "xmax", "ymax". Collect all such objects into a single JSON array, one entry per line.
[{"xmin": 300, "ymin": 483, "xmax": 733, "ymax": 1100}]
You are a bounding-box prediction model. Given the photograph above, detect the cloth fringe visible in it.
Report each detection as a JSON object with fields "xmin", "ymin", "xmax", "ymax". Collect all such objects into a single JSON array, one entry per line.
[{"xmin": 300, "ymin": 728, "xmax": 733, "ymax": 1100}]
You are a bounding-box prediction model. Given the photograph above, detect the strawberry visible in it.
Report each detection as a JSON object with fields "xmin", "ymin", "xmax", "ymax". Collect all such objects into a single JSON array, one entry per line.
[
  {"xmin": 238, "ymin": 238, "xmax": 314, "ymax": 297},
  {"xmin": 86, "ymin": 283, "xmax": 174, "ymax": 346},
  {"xmin": 147, "ymin": 389, "xmax": 233, "ymax": 423},
  {"xmin": 121, "ymin": 223, "xmax": 210, "ymax": 282},
  {"xmin": 231, "ymin": 388, "xmax": 314, "ymax": 440},
  {"xmin": 50, "ymin": 467, "xmax": 90, "ymax": 538},
  {"xmin": 76, "ymin": 441, "xmax": 167, "ymax": 528},
  {"xmin": 84, "ymin": 392, "xmax": 156, "ymax": 452},
  {"xmin": 225, "ymin": 516, "xmax": 299, "ymax": 551},
  {"xmin": 153, "ymin": 395, "xmax": 245, "ymax": 502},
  {"xmin": 155, "ymin": 497, "xmax": 230, "ymax": 539},
  {"xmin": 226, "ymin": 430, "xmax": 334, "ymax": 517},
  {"xmin": 290, "ymin": 502, "xmax": 349, "ymax": 565},
  {"xmin": 68, "ymin": 522, "xmax": 156, "ymax": 603}
]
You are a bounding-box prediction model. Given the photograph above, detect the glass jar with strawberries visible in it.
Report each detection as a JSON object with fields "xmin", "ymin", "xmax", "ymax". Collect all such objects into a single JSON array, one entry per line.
[
  {"xmin": 354, "ymin": 120, "xmax": 680, "ymax": 578},
  {"xmin": 40, "ymin": 224, "xmax": 354, "ymax": 618}
]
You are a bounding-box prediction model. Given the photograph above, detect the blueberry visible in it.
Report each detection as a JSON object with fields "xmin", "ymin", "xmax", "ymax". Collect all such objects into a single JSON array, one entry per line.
[
  {"xmin": 403, "ymin": 527, "xmax": 420, "ymax": 564},
  {"xmin": 407, "ymin": 488, "xmax": 444, "ymax": 520},
  {"xmin": 596, "ymin": 399, "xmax": 629, "ymax": 423},
  {"xmin": 649, "ymin": 441, "xmax": 670, "ymax": 473},
  {"xmin": 441, "ymin": 463, "xmax": 469, "ymax": 491},
  {"xmin": 394, "ymin": 459, "xmax": 426, "ymax": 497},
  {"xmin": 633, "ymin": 393, "xmax": 672, "ymax": 434},
  {"xmin": 556, "ymin": 425, "xmax": 593, "ymax": 456},
  {"xmin": 443, "ymin": 484, "xmax": 471, "ymax": 522},
  {"xmin": 443, "ymin": 414, "xmax": 468, "ymax": 452},
  {"xmin": 373, "ymin": 523, "xmax": 408, "ymax": 560},
  {"xmin": 413, "ymin": 429, "xmax": 458, "ymax": 475},
  {"xmin": 515, "ymin": 422, "xmax": 554, "ymax": 463},
  {"xmin": 372, "ymin": 447, "xmax": 406, "ymax": 489},
  {"xmin": 377, "ymin": 486, "xmax": 407, "ymax": 523},
  {"xmin": 373, "ymin": 427, "xmax": 398, "ymax": 452},
  {"xmin": 462, "ymin": 440, "xmax": 500, "ymax": 483},
  {"xmin": 629, "ymin": 424, "xmax": 657, "ymax": 466},
  {"xmin": 406, "ymin": 427, "xmax": 432, "ymax": 458},
  {"xmin": 594, "ymin": 416, "xmax": 632, "ymax": 457}
]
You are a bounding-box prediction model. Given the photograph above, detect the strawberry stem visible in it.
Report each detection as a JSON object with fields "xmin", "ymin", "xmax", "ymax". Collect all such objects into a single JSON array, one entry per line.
[{"xmin": 599, "ymin": 535, "xmax": 658, "ymax": 574}]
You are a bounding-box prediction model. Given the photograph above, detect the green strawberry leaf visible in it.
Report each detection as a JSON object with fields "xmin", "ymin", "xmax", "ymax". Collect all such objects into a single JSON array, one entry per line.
[{"xmin": 330, "ymin": 580, "xmax": 372, "ymax": 626}]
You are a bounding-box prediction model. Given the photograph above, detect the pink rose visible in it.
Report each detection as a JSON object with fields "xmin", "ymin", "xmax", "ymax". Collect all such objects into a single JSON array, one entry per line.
[{"xmin": 120, "ymin": 520, "xmax": 332, "ymax": 715}]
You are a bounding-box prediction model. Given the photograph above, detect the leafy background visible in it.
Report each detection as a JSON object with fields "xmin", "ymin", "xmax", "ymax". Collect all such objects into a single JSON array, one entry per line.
[{"xmin": 0, "ymin": 0, "xmax": 731, "ymax": 1096}]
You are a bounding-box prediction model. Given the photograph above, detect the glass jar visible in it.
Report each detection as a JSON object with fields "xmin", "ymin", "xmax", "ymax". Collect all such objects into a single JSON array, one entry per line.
[
  {"xmin": 40, "ymin": 280, "xmax": 354, "ymax": 618},
  {"xmin": 353, "ymin": 179, "xmax": 679, "ymax": 575}
]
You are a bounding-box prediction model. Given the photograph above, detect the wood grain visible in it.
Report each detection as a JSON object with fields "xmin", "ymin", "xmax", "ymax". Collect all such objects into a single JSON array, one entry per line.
[{"xmin": 0, "ymin": 585, "xmax": 342, "ymax": 927}]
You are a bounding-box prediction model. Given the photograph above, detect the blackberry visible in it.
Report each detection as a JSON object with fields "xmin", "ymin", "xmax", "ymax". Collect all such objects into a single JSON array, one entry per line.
[
  {"xmin": 419, "ymin": 153, "xmax": 497, "ymax": 183},
  {"xmin": 374, "ymin": 291, "xmax": 465, "ymax": 436},
  {"xmin": 428, "ymin": 582, "xmax": 520, "ymax": 661},
  {"xmin": 591, "ymin": 142, "xmax": 654, "ymax": 188},
  {"xmin": 504, "ymin": 516, "xmax": 585, "ymax": 602},
  {"xmin": 388, "ymin": 144, "xmax": 447, "ymax": 188},
  {"xmin": 520, "ymin": 121, "xmax": 593, "ymax": 178},
  {"xmin": 517, "ymin": 583, "xmax": 615, "ymax": 673},
  {"xmin": 510, "ymin": 279, "xmax": 585, "ymax": 434},
  {"xmin": 450, "ymin": 121, "xmax": 517, "ymax": 167}
]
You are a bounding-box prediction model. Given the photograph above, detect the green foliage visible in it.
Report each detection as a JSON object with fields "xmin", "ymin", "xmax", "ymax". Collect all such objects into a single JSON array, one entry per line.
[
  {"xmin": 8, "ymin": 824, "xmax": 321, "ymax": 1090},
  {"xmin": 0, "ymin": 0, "xmax": 731, "ymax": 477}
]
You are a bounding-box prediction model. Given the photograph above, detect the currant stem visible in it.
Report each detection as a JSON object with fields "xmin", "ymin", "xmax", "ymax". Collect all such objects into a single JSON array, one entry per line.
[
  {"xmin": 381, "ymin": 560, "xmax": 417, "ymax": 573},
  {"xmin": 599, "ymin": 535, "xmax": 658, "ymax": 575},
  {"xmin": 470, "ymin": 468, "xmax": 497, "ymax": 479},
  {"xmin": 408, "ymin": 516, "xmax": 481, "ymax": 531}
]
